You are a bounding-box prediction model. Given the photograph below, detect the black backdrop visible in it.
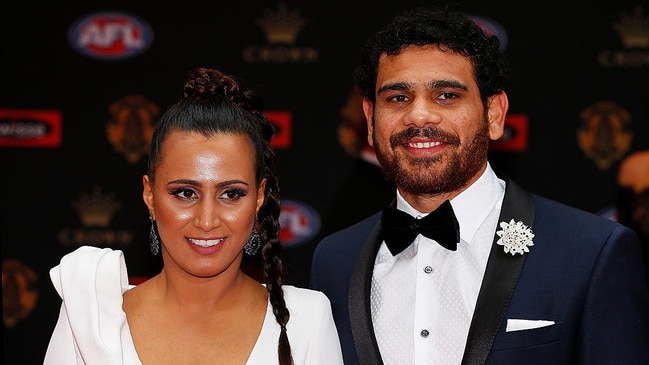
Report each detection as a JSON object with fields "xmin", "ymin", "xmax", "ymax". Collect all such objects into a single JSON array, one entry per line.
[{"xmin": 2, "ymin": 1, "xmax": 648, "ymax": 363}]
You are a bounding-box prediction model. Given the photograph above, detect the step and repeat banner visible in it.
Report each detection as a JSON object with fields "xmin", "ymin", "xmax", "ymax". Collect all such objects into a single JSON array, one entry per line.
[{"xmin": 2, "ymin": 1, "xmax": 647, "ymax": 363}]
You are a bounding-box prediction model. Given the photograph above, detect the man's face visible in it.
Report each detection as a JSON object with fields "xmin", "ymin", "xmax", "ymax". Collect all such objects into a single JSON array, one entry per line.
[{"xmin": 364, "ymin": 45, "xmax": 505, "ymax": 199}]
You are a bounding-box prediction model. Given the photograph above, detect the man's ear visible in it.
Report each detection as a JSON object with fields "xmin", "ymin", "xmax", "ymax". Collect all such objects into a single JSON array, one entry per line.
[
  {"xmin": 363, "ymin": 98, "xmax": 375, "ymax": 147},
  {"xmin": 487, "ymin": 91, "xmax": 509, "ymax": 141},
  {"xmin": 142, "ymin": 175, "xmax": 155, "ymax": 219}
]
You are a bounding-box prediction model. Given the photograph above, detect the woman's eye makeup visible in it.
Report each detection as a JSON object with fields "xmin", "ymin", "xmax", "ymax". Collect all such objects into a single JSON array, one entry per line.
[
  {"xmin": 169, "ymin": 187, "xmax": 196, "ymax": 199},
  {"xmin": 221, "ymin": 188, "xmax": 247, "ymax": 200}
]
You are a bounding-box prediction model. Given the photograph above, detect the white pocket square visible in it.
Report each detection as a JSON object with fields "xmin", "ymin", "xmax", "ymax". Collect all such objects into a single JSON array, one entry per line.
[{"xmin": 506, "ymin": 319, "xmax": 555, "ymax": 332}]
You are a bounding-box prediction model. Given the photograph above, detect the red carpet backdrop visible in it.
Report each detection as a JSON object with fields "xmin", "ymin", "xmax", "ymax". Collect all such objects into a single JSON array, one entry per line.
[{"xmin": 2, "ymin": 1, "xmax": 648, "ymax": 363}]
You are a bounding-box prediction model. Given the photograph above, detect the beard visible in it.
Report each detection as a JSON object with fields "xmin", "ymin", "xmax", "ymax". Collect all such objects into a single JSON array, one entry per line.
[{"xmin": 373, "ymin": 117, "xmax": 490, "ymax": 196}]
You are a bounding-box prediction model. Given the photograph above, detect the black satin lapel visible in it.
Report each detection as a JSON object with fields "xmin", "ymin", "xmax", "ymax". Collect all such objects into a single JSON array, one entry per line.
[
  {"xmin": 461, "ymin": 178, "xmax": 535, "ymax": 365},
  {"xmin": 349, "ymin": 220, "xmax": 385, "ymax": 365}
]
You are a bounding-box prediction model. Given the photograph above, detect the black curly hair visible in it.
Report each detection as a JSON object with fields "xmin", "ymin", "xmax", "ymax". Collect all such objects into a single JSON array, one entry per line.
[{"xmin": 354, "ymin": 5, "xmax": 512, "ymax": 109}]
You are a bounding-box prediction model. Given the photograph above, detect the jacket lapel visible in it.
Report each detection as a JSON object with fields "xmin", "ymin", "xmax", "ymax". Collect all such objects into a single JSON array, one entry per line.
[
  {"xmin": 461, "ymin": 177, "xmax": 535, "ymax": 365},
  {"xmin": 349, "ymin": 219, "xmax": 385, "ymax": 365}
]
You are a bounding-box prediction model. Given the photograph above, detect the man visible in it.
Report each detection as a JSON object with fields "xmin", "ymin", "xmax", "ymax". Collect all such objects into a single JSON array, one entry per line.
[{"xmin": 310, "ymin": 5, "xmax": 649, "ymax": 365}]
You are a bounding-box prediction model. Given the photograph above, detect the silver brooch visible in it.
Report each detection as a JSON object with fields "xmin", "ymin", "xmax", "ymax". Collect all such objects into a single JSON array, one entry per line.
[{"xmin": 496, "ymin": 219, "xmax": 535, "ymax": 256}]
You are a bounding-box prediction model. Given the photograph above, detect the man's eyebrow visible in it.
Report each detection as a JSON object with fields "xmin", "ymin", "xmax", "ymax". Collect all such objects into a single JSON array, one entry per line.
[
  {"xmin": 377, "ymin": 80, "xmax": 469, "ymax": 95},
  {"xmin": 428, "ymin": 80, "xmax": 468, "ymax": 91},
  {"xmin": 377, "ymin": 82, "xmax": 412, "ymax": 94}
]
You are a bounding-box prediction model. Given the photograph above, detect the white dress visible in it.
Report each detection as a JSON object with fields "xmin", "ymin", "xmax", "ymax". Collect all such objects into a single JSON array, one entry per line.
[{"xmin": 43, "ymin": 246, "xmax": 344, "ymax": 365}]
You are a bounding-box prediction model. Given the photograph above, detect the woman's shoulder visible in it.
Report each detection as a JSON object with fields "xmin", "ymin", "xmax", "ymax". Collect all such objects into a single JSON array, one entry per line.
[
  {"xmin": 47, "ymin": 246, "xmax": 139, "ymax": 363},
  {"xmin": 281, "ymin": 285, "xmax": 328, "ymax": 297},
  {"xmin": 280, "ymin": 285, "xmax": 332, "ymax": 311},
  {"xmin": 50, "ymin": 245, "xmax": 130, "ymax": 299}
]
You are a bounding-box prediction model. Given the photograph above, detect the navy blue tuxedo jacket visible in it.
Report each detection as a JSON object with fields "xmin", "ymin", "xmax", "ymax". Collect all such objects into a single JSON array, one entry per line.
[{"xmin": 310, "ymin": 178, "xmax": 649, "ymax": 365}]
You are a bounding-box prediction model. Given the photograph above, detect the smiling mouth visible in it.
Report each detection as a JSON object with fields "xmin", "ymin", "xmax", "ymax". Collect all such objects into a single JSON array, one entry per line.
[
  {"xmin": 407, "ymin": 141, "xmax": 443, "ymax": 148},
  {"xmin": 187, "ymin": 238, "xmax": 224, "ymax": 247}
]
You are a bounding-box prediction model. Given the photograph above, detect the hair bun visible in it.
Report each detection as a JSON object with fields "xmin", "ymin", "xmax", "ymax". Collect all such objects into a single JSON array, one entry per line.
[
  {"xmin": 182, "ymin": 67, "xmax": 274, "ymax": 141},
  {"xmin": 183, "ymin": 68, "xmax": 263, "ymax": 112}
]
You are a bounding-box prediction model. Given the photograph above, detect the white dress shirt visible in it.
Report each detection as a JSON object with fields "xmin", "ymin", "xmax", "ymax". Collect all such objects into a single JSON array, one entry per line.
[{"xmin": 371, "ymin": 163, "xmax": 506, "ymax": 365}]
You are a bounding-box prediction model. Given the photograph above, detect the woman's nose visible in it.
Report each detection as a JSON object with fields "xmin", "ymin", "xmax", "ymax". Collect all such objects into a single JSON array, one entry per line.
[{"xmin": 194, "ymin": 202, "xmax": 220, "ymax": 231}]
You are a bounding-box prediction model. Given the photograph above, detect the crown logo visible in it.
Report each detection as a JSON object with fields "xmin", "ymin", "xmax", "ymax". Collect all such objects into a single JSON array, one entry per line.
[
  {"xmin": 612, "ymin": 6, "xmax": 649, "ymax": 48},
  {"xmin": 256, "ymin": 2, "xmax": 307, "ymax": 44},
  {"xmin": 72, "ymin": 185, "xmax": 122, "ymax": 227}
]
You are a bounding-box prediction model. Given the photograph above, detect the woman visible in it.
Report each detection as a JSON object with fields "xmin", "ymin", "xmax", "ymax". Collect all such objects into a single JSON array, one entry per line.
[{"xmin": 44, "ymin": 67, "xmax": 344, "ymax": 365}]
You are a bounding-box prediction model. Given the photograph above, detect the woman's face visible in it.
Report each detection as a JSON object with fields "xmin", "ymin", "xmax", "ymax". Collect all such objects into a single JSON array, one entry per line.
[{"xmin": 143, "ymin": 130, "xmax": 266, "ymax": 279}]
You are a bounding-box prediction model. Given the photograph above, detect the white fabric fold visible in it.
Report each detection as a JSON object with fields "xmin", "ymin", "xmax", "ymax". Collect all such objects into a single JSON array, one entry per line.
[{"xmin": 45, "ymin": 246, "xmax": 139, "ymax": 364}]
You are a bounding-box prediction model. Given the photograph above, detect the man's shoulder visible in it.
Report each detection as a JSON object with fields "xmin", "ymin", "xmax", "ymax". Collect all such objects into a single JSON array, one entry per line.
[
  {"xmin": 313, "ymin": 212, "xmax": 381, "ymax": 258},
  {"xmin": 532, "ymin": 194, "xmax": 615, "ymax": 223},
  {"xmin": 503, "ymin": 176, "xmax": 620, "ymax": 229},
  {"xmin": 531, "ymin": 194, "xmax": 634, "ymax": 242},
  {"xmin": 502, "ymin": 177, "xmax": 630, "ymax": 241},
  {"xmin": 321, "ymin": 212, "xmax": 381, "ymax": 242}
]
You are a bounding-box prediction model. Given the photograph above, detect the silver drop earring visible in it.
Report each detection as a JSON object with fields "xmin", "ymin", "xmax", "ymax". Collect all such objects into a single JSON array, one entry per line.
[
  {"xmin": 244, "ymin": 228, "xmax": 261, "ymax": 256},
  {"xmin": 149, "ymin": 214, "xmax": 160, "ymax": 256}
]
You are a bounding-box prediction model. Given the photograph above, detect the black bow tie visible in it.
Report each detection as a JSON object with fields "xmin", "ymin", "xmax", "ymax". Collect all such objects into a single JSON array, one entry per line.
[{"xmin": 381, "ymin": 200, "xmax": 460, "ymax": 256}]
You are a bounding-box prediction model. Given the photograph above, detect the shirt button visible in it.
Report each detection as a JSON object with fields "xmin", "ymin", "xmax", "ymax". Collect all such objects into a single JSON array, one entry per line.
[
  {"xmin": 420, "ymin": 329, "xmax": 429, "ymax": 338},
  {"xmin": 424, "ymin": 266, "xmax": 433, "ymax": 274}
]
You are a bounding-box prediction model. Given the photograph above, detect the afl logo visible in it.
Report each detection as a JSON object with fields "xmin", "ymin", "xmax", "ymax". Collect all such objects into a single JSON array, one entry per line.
[
  {"xmin": 68, "ymin": 11, "xmax": 153, "ymax": 60},
  {"xmin": 279, "ymin": 199, "xmax": 321, "ymax": 247}
]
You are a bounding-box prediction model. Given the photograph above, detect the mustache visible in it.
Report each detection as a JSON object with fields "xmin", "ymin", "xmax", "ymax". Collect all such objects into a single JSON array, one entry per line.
[{"xmin": 389, "ymin": 127, "xmax": 460, "ymax": 148}]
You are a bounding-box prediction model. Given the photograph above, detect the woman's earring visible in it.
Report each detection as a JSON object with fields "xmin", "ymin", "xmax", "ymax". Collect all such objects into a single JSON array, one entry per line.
[
  {"xmin": 244, "ymin": 228, "xmax": 261, "ymax": 256},
  {"xmin": 149, "ymin": 215, "xmax": 160, "ymax": 256}
]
